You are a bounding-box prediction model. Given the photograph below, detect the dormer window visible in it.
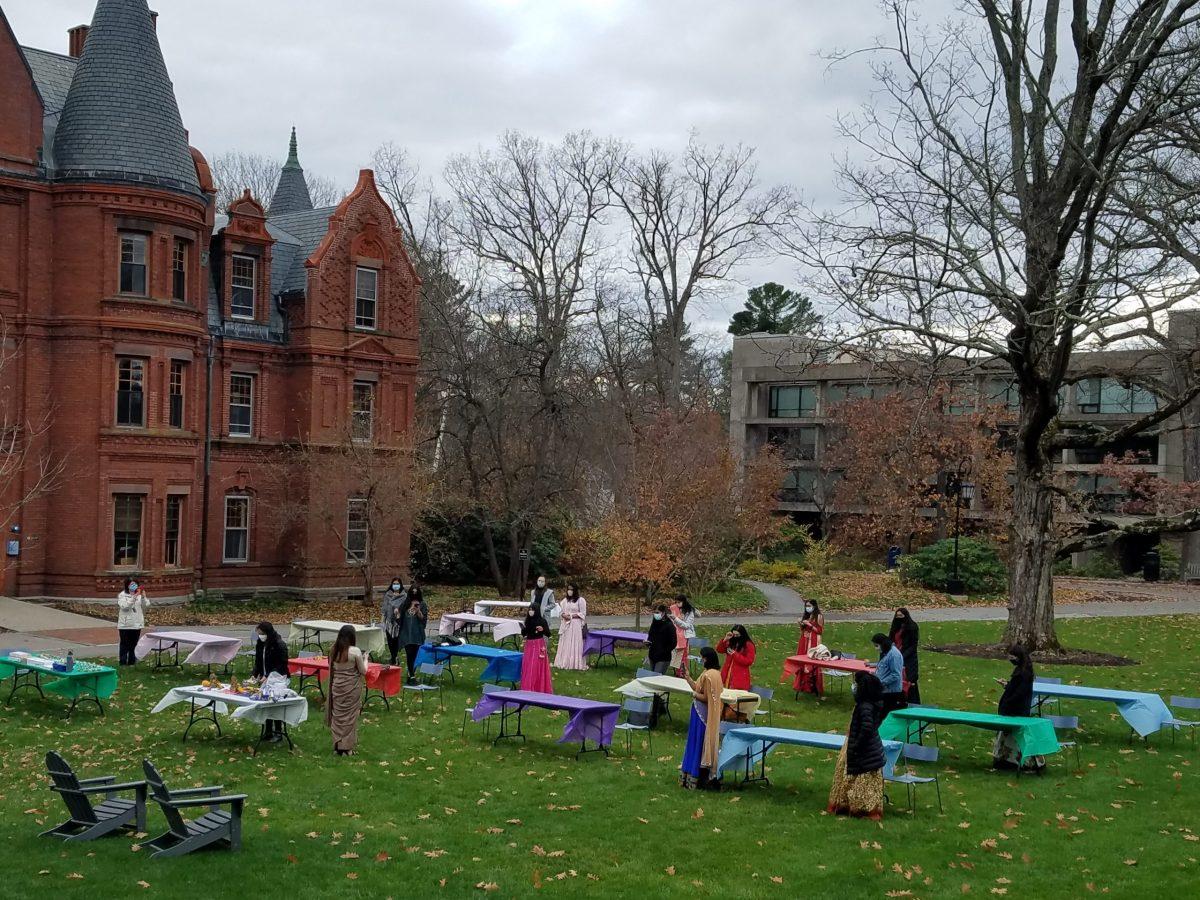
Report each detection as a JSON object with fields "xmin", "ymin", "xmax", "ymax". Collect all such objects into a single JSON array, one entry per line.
[
  {"xmin": 119, "ymin": 233, "xmax": 148, "ymax": 295},
  {"xmin": 355, "ymin": 267, "xmax": 378, "ymax": 330},
  {"xmin": 231, "ymin": 255, "xmax": 256, "ymax": 319}
]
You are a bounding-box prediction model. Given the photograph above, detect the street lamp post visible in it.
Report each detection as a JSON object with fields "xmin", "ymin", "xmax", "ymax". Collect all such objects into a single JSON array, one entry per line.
[{"xmin": 945, "ymin": 457, "xmax": 974, "ymax": 595}]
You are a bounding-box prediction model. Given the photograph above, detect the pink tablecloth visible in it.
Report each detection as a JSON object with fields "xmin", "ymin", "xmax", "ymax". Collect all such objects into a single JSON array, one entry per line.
[{"xmin": 135, "ymin": 631, "xmax": 242, "ymax": 665}]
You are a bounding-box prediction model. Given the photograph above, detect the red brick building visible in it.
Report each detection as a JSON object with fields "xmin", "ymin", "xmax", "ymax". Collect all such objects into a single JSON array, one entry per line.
[{"xmin": 0, "ymin": 0, "xmax": 419, "ymax": 599}]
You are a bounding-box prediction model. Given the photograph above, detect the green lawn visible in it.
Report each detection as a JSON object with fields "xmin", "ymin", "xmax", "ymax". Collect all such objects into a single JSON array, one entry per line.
[{"xmin": 1, "ymin": 616, "xmax": 1197, "ymax": 898}]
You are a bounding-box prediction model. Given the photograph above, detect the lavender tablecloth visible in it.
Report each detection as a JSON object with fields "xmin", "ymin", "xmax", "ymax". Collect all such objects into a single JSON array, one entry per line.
[
  {"xmin": 438, "ymin": 613, "xmax": 523, "ymax": 642},
  {"xmin": 583, "ymin": 629, "xmax": 648, "ymax": 657},
  {"xmin": 135, "ymin": 631, "xmax": 242, "ymax": 665},
  {"xmin": 471, "ymin": 689, "xmax": 620, "ymax": 746}
]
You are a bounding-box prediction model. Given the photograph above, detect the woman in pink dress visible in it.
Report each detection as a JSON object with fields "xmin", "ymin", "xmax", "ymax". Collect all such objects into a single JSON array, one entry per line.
[
  {"xmin": 520, "ymin": 605, "xmax": 554, "ymax": 693},
  {"xmin": 553, "ymin": 585, "xmax": 588, "ymax": 670},
  {"xmin": 793, "ymin": 598, "xmax": 825, "ymax": 696}
]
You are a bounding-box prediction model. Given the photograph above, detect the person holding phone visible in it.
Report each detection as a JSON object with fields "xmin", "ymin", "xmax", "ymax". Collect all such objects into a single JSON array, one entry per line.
[
  {"xmin": 381, "ymin": 578, "xmax": 407, "ymax": 666},
  {"xmin": 715, "ymin": 625, "xmax": 756, "ymax": 690},
  {"xmin": 519, "ymin": 605, "xmax": 554, "ymax": 693},
  {"xmin": 116, "ymin": 578, "xmax": 149, "ymax": 666},
  {"xmin": 794, "ymin": 598, "xmax": 825, "ymax": 695}
]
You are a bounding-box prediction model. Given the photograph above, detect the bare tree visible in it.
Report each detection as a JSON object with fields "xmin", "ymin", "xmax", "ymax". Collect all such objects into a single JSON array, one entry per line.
[
  {"xmin": 789, "ymin": 1, "xmax": 1200, "ymax": 648},
  {"xmin": 210, "ymin": 151, "xmax": 341, "ymax": 211},
  {"xmin": 611, "ymin": 135, "xmax": 792, "ymax": 409}
]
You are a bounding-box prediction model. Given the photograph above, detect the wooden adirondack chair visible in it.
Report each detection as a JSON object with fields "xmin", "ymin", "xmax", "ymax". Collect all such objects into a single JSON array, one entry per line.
[
  {"xmin": 41, "ymin": 750, "xmax": 146, "ymax": 841},
  {"xmin": 142, "ymin": 759, "xmax": 247, "ymax": 858}
]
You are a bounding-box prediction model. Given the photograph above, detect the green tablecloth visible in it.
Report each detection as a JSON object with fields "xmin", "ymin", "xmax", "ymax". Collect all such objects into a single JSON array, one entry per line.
[
  {"xmin": 880, "ymin": 707, "xmax": 1060, "ymax": 758},
  {"xmin": 0, "ymin": 656, "xmax": 119, "ymax": 700}
]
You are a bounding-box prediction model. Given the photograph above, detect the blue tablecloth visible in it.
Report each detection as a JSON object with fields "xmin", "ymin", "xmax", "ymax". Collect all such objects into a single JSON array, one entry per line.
[
  {"xmin": 1033, "ymin": 681, "xmax": 1174, "ymax": 737},
  {"xmin": 415, "ymin": 643, "xmax": 523, "ymax": 684},
  {"xmin": 716, "ymin": 726, "xmax": 903, "ymax": 778}
]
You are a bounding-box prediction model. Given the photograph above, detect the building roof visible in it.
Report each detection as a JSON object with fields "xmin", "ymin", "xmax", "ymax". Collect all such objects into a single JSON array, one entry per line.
[
  {"xmin": 19, "ymin": 46, "xmax": 78, "ymax": 169},
  {"xmin": 266, "ymin": 206, "xmax": 337, "ymax": 293},
  {"xmin": 268, "ymin": 127, "xmax": 314, "ymax": 216},
  {"xmin": 52, "ymin": 0, "xmax": 200, "ymax": 195}
]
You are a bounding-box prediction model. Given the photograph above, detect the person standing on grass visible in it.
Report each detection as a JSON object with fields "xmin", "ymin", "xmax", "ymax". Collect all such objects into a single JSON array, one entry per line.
[
  {"xmin": 252, "ymin": 621, "xmax": 290, "ymax": 742},
  {"xmin": 869, "ymin": 632, "xmax": 907, "ymax": 714},
  {"xmin": 716, "ymin": 624, "xmax": 756, "ymax": 691},
  {"xmin": 680, "ymin": 646, "xmax": 724, "ymax": 790},
  {"xmin": 889, "ymin": 607, "xmax": 921, "ymax": 703},
  {"xmin": 668, "ymin": 595, "xmax": 696, "ymax": 674},
  {"xmin": 381, "ymin": 577, "xmax": 407, "ymax": 666},
  {"xmin": 530, "ymin": 575, "xmax": 558, "ymax": 625},
  {"xmin": 325, "ymin": 625, "xmax": 367, "ymax": 756},
  {"xmin": 116, "ymin": 578, "xmax": 149, "ymax": 666},
  {"xmin": 793, "ymin": 598, "xmax": 825, "ymax": 696},
  {"xmin": 992, "ymin": 645, "xmax": 1046, "ymax": 773},
  {"xmin": 827, "ymin": 671, "xmax": 886, "ymax": 820},
  {"xmin": 519, "ymin": 605, "xmax": 553, "ymax": 693},
  {"xmin": 553, "ymin": 584, "xmax": 588, "ymax": 671},
  {"xmin": 646, "ymin": 605, "xmax": 677, "ymax": 674},
  {"xmin": 398, "ymin": 583, "xmax": 428, "ymax": 683}
]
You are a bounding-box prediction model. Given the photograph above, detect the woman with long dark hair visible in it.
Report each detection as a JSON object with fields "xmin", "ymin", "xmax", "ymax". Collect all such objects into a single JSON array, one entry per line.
[
  {"xmin": 828, "ymin": 671, "xmax": 886, "ymax": 819},
  {"xmin": 553, "ymin": 584, "xmax": 588, "ymax": 671},
  {"xmin": 252, "ymin": 621, "xmax": 290, "ymax": 743},
  {"xmin": 680, "ymin": 646, "xmax": 724, "ymax": 790},
  {"xmin": 992, "ymin": 645, "xmax": 1045, "ymax": 772},
  {"xmin": 381, "ymin": 577, "xmax": 407, "ymax": 665},
  {"xmin": 889, "ymin": 607, "xmax": 920, "ymax": 703},
  {"xmin": 716, "ymin": 624, "xmax": 756, "ymax": 691},
  {"xmin": 870, "ymin": 632, "xmax": 907, "ymax": 714},
  {"xmin": 793, "ymin": 597, "xmax": 825, "ymax": 695},
  {"xmin": 668, "ymin": 595, "xmax": 696, "ymax": 675},
  {"xmin": 398, "ymin": 583, "xmax": 428, "ymax": 682},
  {"xmin": 519, "ymin": 605, "xmax": 554, "ymax": 693},
  {"xmin": 324, "ymin": 625, "xmax": 367, "ymax": 756}
]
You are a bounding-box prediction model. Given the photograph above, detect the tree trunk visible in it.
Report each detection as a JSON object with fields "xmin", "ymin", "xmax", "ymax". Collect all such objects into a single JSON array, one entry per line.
[
  {"xmin": 480, "ymin": 522, "xmax": 505, "ymax": 594},
  {"xmin": 1003, "ymin": 455, "xmax": 1061, "ymax": 650}
]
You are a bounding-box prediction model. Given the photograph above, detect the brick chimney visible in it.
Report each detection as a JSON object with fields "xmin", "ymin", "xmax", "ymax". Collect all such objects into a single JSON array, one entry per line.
[{"xmin": 67, "ymin": 24, "xmax": 89, "ymax": 59}]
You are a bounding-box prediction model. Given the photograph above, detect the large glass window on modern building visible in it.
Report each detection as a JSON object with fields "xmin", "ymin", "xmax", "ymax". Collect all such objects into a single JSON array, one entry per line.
[
  {"xmin": 1076, "ymin": 377, "xmax": 1157, "ymax": 414},
  {"xmin": 112, "ymin": 494, "xmax": 143, "ymax": 567},
  {"xmin": 119, "ymin": 233, "xmax": 147, "ymax": 295},
  {"xmin": 346, "ymin": 498, "xmax": 368, "ymax": 562},
  {"xmin": 768, "ymin": 384, "xmax": 816, "ymax": 417},
  {"xmin": 115, "ymin": 357, "xmax": 146, "ymax": 427},
  {"xmin": 766, "ymin": 425, "xmax": 818, "ymax": 460},
  {"xmin": 223, "ymin": 495, "xmax": 250, "ymax": 562},
  {"xmin": 230, "ymin": 255, "xmax": 256, "ymax": 319},
  {"xmin": 984, "ymin": 378, "xmax": 1021, "ymax": 411},
  {"xmin": 229, "ymin": 374, "xmax": 254, "ymax": 436},
  {"xmin": 825, "ymin": 382, "xmax": 891, "ymax": 406},
  {"xmin": 355, "ymin": 267, "xmax": 378, "ymax": 330},
  {"xmin": 780, "ymin": 469, "xmax": 817, "ymax": 502}
]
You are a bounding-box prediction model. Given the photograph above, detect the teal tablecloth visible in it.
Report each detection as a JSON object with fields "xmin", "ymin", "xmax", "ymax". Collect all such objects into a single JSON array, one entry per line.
[
  {"xmin": 880, "ymin": 707, "xmax": 1060, "ymax": 758},
  {"xmin": 0, "ymin": 656, "xmax": 119, "ymax": 700}
]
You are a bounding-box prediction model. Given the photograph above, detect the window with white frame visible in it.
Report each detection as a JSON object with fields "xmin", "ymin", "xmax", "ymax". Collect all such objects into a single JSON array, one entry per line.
[
  {"xmin": 223, "ymin": 495, "xmax": 250, "ymax": 563},
  {"xmin": 346, "ymin": 498, "xmax": 368, "ymax": 562},
  {"xmin": 119, "ymin": 233, "xmax": 147, "ymax": 295},
  {"xmin": 230, "ymin": 255, "xmax": 256, "ymax": 319},
  {"xmin": 355, "ymin": 267, "xmax": 378, "ymax": 329},
  {"xmin": 229, "ymin": 374, "xmax": 254, "ymax": 436},
  {"xmin": 352, "ymin": 381, "xmax": 375, "ymax": 441}
]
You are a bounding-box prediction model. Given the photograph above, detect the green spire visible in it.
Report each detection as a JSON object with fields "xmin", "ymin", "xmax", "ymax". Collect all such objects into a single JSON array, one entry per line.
[{"xmin": 285, "ymin": 126, "xmax": 300, "ymax": 168}]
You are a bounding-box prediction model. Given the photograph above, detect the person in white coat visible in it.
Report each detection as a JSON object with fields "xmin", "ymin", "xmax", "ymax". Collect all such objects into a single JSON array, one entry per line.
[
  {"xmin": 530, "ymin": 576, "xmax": 558, "ymax": 626},
  {"xmin": 116, "ymin": 578, "xmax": 149, "ymax": 666}
]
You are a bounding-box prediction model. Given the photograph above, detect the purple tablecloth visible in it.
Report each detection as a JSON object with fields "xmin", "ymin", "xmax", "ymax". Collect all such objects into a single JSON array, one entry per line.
[
  {"xmin": 582, "ymin": 629, "xmax": 648, "ymax": 657},
  {"xmin": 471, "ymin": 689, "xmax": 620, "ymax": 746}
]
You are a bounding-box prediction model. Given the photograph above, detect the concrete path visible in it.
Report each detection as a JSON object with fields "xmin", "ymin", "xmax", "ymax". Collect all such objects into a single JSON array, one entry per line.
[{"xmin": 739, "ymin": 579, "xmax": 807, "ymax": 616}]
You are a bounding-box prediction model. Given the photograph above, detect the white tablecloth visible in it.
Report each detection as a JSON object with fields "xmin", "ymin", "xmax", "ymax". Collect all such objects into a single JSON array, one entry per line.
[
  {"xmin": 152, "ymin": 686, "xmax": 309, "ymax": 726},
  {"xmin": 438, "ymin": 613, "xmax": 523, "ymax": 642},
  {"xmin": 472, "ymin": 600, "xmax": 531, "ymax": 616},
  {"xmin": 288, "ymin": 620, "xmax": 386, "ymax": 656},
  {"xmin": 135, "ymin": 631, "xmax": 242, "ymax": 665},
  {"xmin": 615, "ymin": 674, "xmax": 762, "ymax": 718}
]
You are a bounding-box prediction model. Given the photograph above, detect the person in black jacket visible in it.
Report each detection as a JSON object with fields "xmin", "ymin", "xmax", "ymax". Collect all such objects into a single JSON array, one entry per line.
[
  {"xmin": 889, "ymin": 607, "xmax": 921, "ymax": 703},
  {"xmin": 992, "ymin": 644, "xmax": 1045, "ymax": 772},
  {"xmin": 252, "ymin": 621, "xmax": 290, "ymax": 742},
  {"xmin": 646, "ymin": 605, "xmax": 677, "ymax": 674},
  {"xmin": 828, "ymin": 672, "xmax": 886, "ymax": 819}
]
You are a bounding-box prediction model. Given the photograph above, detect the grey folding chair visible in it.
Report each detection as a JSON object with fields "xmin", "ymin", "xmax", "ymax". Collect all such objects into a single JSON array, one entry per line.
[
  {"xmin": 1033, "ymin": 677, "xmax": 1062, "ymax": 715},
  {"xmin": 1042, "ymin": 714, "xmax": 1081, "ymax": 768},
  {"xmin": 404, "ymin": 663, "xmax": 444, "ymax": 710},
  {"xmin": 462, "ymin": 683, "xmax": 506, "ymax": 738},
  {"xmin": 1168, "ymin": 696, "xmax": 1200, "ymax": 745},
  {"xmin": 825, "ymin": 652, "xmax": 856, "ymax": 695},
  {"xmin": 613, "ymin": 698, "xmax": 653, "ymax": 755},
  {"xmin": 635, "ymin": 667, "xmax": 671, "ymax": 722},
  {"xmin": 687, "ymin": 637, "xmax": 710, "ymax": 675},
  {"xmin": 884, "ymin": 742, "xmax": 941, "ymax": 813},
  {"xmin": 750, "ymin": 684, "xmax": 774, "ymax": 726}
]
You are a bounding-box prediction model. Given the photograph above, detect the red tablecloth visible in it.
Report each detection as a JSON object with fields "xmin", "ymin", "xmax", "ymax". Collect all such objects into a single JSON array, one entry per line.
[
  {"xmin": 780, "ymin": 655, "xmax": 909, "ymax": 694},
  {"xmin": 287, "ymin": 657, "xmax": 404, "ymax": 697}
]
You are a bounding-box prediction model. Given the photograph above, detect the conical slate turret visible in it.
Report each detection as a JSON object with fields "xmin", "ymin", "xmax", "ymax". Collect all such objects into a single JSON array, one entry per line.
[{"xmin": 52, "ymin": 0, "xmax": 199, "ymax": 195}]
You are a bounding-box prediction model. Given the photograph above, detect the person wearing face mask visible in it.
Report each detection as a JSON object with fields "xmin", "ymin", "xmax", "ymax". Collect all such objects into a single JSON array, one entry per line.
[
  {"xmin": 553, "ymin": 584, "xmax": 588, "ymax": 671},
  {"xmin": 827, "ymin": 671, "xmax": 886, "ymax": 820},
  {"xmin": 889, "ymin": 607, "xmax": 920, "ymax": 703},
  {"xmin": 793, "ymin": 598, "xmax": 825, "ymax": 696},
  {"xmin": 398, "ymin": 584, "xmax": 428, "ymax": 682},
  {"xmin": 646, "ymin": 604, "xmax": 677, "ymax": 674},
  {"xmin": 519, "ymin": 605, "xmax": 554, "ymax": 693},
  {"xmin": 530, "ymin": 575, "xmax": 558, "ymax": 625},
  {"xmin": 252, "ymin": 621, "xmax": 290, "ymax": 742},
  {"xmin": 869, "ymin": 632, "xmax": 907, "ymax": 714},
  {"xmin": 381, "ymin": 577, "xmax": 407, "ymax": 666},
  {"xmin": 992, "ymin": 644, "xmax": 1045, "ymax": 772},
  {"xmin": 116, "ymin": 578, "xmax": 149, "ymax": 666}
]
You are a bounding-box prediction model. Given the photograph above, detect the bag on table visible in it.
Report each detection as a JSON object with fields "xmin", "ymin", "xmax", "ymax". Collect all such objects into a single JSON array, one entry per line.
[{"xmin": 808, "ymin": 643, "xmax": 832, "ymax": 660}]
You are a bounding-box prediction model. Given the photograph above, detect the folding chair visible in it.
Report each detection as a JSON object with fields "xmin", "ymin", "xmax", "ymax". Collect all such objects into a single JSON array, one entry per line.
[
  {"xmin": 1042, "ymin": 714, "xmax": 1081, "ymax": 768},
  {"xmin": 404, "ymin": 662, "xmax": 444, "ymax": 710},
  {"xmin": 462, "ymin": 683, "xmax": 506, "ymax": 738},
  {"xmin": 825, "ymin": 653, "xmax": 856, "ymax": 696},
  {"xmin": 884, "ymin": 743, "xmax": 942, "ymax": 812},
  {"xmin": 687, "ymin": 637, "xmax": 710, "ymax": 675},
  {"xmin": 1168, "ymin": 696, "xmax": 1200, "ymax": 745},
  {"xmin": 1033, "ymin": 677, "xmax": 1062, "ymax": 715},
  {"xmin": 635, "ymin": 666, "xmax": 671, "ymax": 722},
  {"xmin": 292, "ymin": 650, "xmax": 325, "ymax": 699},
  {"xmin": 750, "ymin": 684, "xmax": 774, "ymax": 726},
  {"xmin": 613, "ymin": 698, "xmax": 653, "ymax": 755}
]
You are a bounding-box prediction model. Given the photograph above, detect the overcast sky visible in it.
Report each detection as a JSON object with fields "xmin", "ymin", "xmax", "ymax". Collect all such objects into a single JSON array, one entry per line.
[{"xmin": 4, "ymin": 0, "xmax": 950, "ymax": 336}]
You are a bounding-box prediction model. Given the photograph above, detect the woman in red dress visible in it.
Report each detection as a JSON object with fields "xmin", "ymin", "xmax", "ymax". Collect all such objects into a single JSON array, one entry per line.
[
  {"xmin": 715, "ymin": 624, "xmax": 756, "ymax": 691},
  {"xmin": 793, "ymin": 598, "xmax": 825, "ymax": 696}
]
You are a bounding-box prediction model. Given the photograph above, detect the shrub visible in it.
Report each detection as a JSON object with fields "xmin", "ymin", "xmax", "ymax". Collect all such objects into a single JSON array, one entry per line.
[
  {"xmin": 900, "ymin": 538, "xmax": 1006, "ymax": 594},
  {"xmin": 1159, "ymin": 542, "xmax": 1181, "ymax": 582},
  {"xmin": 735, "ymin": 559, "xmax": 804, "ymax": 582},
  {"xmin": 1069, "ymin": 552, "xmax": 1124, "ymax": 580}
]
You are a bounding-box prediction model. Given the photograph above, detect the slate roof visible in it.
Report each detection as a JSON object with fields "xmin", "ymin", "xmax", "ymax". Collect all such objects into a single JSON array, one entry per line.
[
  {"xmin": 19, "ymin": 46, "xmax": 78, "ymax": 169},
  {"xmin": 266, "ymin": 206, "xmax": 337, "ymax": 294},
  {"xmin": 268, "ymin": 127, "xmax": 314, "ymax": 216},
  {"xmin": 52, "ymin": 0, "xmax": 200, "ymax": 195}
]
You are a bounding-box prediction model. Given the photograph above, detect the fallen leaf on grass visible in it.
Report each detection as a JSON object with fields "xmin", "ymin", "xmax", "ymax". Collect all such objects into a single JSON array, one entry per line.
[
  {"xmin": 771, "ymin": 876, "xmax": 784, "ymax": 884},
  {"xmin": 340, "ymin": 852, "xmax": 359, "ymax": 859},
  {"xmin": 346, "ymin": 873, "xmax": 358, "ymax": 880},
  {"xmin": 67, "ymin": 873, "xmax": 84, "ymax": 880},
  {"xmin": 137, "ymin": 881, "xmax": 151, "ymax": 889},
  {"xmin": 692, "ymin": 808, "xmax": 704, "ymax": 819},
  {"xmin": 475, "ymin": 882, "xmax": 499, "ymax": 892},
  {"xmin": 665, "ymin": 866, "xmax": 676, "ymax": 876},
  {"xmin": 375, "ymin": 852, "xmax": 390, "ymax": 862},
  {"xmin": 1123, "ymin": 859, "xmax": 1137, "ymax": 866}
]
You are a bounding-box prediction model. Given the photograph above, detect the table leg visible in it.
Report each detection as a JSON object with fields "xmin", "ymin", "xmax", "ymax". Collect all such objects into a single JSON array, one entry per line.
[
  {"xmin": 153, "ymin": 642, "xmax": 180, "ymax": 669},
  {"xmin": 65, "ymin": 674, "xmax": 105, "ymax": 719},
  {"xmin": 575, "ymin": 738, "xmax": 610, "ymax": 759},
  {"xmin": 183, "ymin": 697, "xmax": 221, "ymax": 742},
  {"xmin": 6, "ymin": 668, "xmax": 46, "ymax": 704},
  {"xmin": 493, "ymin": 701, "xmax": 526, "ymax": 745}
]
